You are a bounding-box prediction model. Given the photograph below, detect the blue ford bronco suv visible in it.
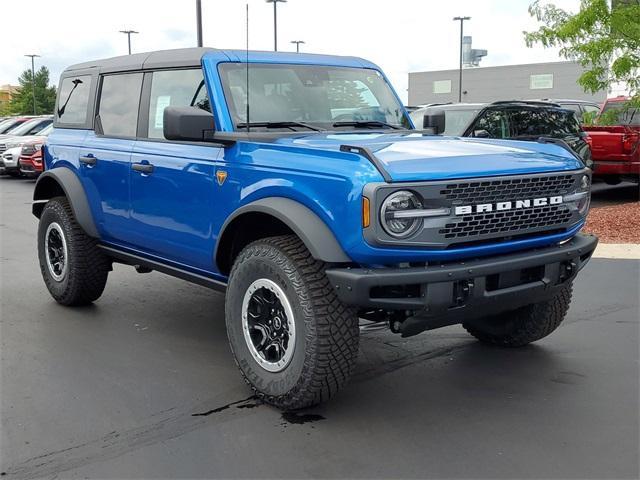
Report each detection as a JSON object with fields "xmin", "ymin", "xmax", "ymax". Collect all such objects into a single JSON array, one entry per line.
[{"xmin": 35, "ymin": 48, "xmax": 597, "ymax": 409}]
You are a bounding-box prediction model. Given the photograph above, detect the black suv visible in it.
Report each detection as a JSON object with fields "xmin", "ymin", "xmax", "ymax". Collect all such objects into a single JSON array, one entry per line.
[{"xmin": 410, "ymin": 101, "xmax": 592, "ymax": 167}]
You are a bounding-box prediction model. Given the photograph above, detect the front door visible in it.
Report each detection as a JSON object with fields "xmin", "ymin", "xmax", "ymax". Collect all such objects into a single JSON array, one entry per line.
[{"xmin": 128, "ymin": 68, "xmax": 223, "ymax": 272}]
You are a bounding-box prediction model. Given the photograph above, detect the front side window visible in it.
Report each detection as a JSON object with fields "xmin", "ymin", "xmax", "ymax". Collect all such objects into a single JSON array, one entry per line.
[
  {"xmin": 147, "ymin": 69, "xmax": 211, "ymax": 139},
  {"xmin": 602, "ymin": 101, "xmax": 639, "ymax": 126},
  {"xmin": 98, "ymin": 73, "xmax": 143, "ymax": 137},
  {"xmin": 473, "ymin": 110, "xmax": 510, "ymax": 138},
  {"xmin": 56, "ymin": 75, "xmax": 91, "ymax": 124},
  {"xmin": 219, "ymin": 63, "xmax": 410, "ymax": 130}
]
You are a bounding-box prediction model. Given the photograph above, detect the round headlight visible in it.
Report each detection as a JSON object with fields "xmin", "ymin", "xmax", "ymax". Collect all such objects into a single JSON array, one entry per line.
[
  {"xmin": 380, "ymin": 190, "xmax": 423, "ymax": 238},
  {"xmin": 580, "ymin": 174, "xmax": 590, "ymax": 190}
]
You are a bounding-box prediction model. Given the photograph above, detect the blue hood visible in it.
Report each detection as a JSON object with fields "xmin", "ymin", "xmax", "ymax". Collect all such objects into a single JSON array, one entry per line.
[{"xmin": 275, "ymin": 133, "xmax": 584, "ymax": 182}]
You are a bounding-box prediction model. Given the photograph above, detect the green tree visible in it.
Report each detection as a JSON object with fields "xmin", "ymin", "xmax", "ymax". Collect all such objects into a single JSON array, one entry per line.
[
  {"xmin": 9, "ymin": 66, "xmax": 57, "ymax": 115},
  {"xmin": 524, "ymin": 0, "xmax": 639, "ymax": 124}
]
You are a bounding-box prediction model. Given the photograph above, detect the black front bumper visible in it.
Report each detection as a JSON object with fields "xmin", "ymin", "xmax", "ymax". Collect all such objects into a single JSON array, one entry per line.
[{"xmin": 326, "ymin": 233, "xmax": 598, "ymax": 318}]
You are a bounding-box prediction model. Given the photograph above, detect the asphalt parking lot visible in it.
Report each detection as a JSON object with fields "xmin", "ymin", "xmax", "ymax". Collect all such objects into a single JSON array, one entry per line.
[{"xmin": 1, "ymin": 177, "xmax": 638, "ymax": 479}]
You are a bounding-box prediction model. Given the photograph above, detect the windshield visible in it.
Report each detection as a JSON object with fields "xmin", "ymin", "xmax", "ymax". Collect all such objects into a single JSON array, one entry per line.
[
  {"xmin": 7, "ymin": 118, "xmax": 52, "ymax": 136},
  {"xmin": 0, "ymin": 119, "xmax": 25, "ymax": 134},
  {"xmin": 37, "ymin": 124, "xmax": 54, "ymax": 136},
  {"xmin": 219, "ymin": 63, "xmax": 410, "ymax": 130},
  {"xmin": 602, "ymin": 101, "xmax": 639, "ymax": 126}
]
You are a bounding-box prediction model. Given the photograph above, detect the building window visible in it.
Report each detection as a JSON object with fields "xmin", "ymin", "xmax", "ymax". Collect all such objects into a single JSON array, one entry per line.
[
  {"xmin": 433, "ymin": 80, "xmax": 452, "ymax": 94},
  {"xmin": 530, "ymin": 74, "xmax": 554, "ymax": 90}
]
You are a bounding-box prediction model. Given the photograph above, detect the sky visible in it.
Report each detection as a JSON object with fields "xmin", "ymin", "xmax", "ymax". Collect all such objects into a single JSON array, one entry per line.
[{"xmin": 0, "ymin": 0, "xmax": 581, "ymax": 103}]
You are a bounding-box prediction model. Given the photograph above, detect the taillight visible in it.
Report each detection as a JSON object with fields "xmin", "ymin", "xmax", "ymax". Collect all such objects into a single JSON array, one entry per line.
[{"xmin": 622, "ymin": 133, "xmax": 639, "ymax": 153}]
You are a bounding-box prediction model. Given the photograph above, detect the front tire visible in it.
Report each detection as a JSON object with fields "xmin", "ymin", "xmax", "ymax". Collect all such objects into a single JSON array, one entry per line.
[
  {"xmin": 38, "ymin": 196, "xmax": 110, "ymax": 306},
  {"xmin": 463, "ymin": 284, "xmax": 573, "ymax": 347},
  {"xmin": 225, "ymin": 235, "xmax": 359, "ymax": 410}
]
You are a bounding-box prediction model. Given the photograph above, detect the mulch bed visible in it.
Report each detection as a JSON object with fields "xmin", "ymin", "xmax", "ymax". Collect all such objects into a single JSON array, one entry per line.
[{"xmin": 583, "ymin": 200, "xmax": 640, "ymax": 243}]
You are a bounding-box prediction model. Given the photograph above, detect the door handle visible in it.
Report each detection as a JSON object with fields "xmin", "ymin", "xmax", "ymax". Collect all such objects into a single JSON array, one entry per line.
[
  {"xmin": 79, "ymin": 156, "xmax": 97, "ymax": 166},
  {"xmin": 132, "ymin": 162, "xmax": 154, "ymax": 174}
]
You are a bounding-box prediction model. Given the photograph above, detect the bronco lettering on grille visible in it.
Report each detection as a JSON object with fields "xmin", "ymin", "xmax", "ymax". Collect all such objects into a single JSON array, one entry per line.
[{"xmin": 454, "ymin": 196, "xmax": 563, "ymax": 215}]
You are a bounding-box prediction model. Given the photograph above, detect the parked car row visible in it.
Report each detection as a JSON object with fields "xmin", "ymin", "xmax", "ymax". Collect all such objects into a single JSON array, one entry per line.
[
  {"xmin": 0, "ymin": 115, "xmax": 52, "ymax": 177},
  {"xmin": 409, "ymin": 97, "xmax": 639, "ymax": 183},
  {"xmin": 409, "ymin": 100, "xmax": 593, "ymax": 167}
]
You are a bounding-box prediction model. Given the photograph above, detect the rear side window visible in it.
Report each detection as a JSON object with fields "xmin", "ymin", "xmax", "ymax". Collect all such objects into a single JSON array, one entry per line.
[
  {"xmin": 147, "ymin": 69, "xmax": 210, "ymax": 139},
  {"xmin": 98, "ymin": 73, "xmax": 143, "ymax": 137},
  {"xmin": 509, "ymin": 108, "xmax": 581, "ymax": 137},
  {"xmin": 56, "ymin": 75, "xmax": 91, "ymax": 124}
]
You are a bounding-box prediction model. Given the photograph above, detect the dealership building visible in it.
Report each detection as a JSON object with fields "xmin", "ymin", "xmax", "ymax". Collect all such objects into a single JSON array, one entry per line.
[{"xmin": 407, "ymin": 61, "xmax": 607, "ymax": 106}]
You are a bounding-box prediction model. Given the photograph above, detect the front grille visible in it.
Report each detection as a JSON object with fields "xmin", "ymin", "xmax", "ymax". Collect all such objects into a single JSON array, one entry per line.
[
  {"xmin": 440, "ymin": 175, "xmax": 575, "ymax": 202},
  {"xmin": 366, "ymin": 170, "xmax": 588, "ymax": 250},
  {"xmin": 0, "ymin": 143, "xmax": 6, "ymax": 154},
  {"xmin": 440, "ymin": 204, "xmax": 573, "ymax": 240}
]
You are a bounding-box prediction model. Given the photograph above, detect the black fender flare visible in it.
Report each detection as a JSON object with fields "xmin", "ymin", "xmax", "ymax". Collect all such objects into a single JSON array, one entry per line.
[
  {"xmin": 216, "ymin": 197, "xmax": 351, "ymax": 265},
  {"xmin": 32, "ymin": 168, "xmax": 99, "ymax": 238}
]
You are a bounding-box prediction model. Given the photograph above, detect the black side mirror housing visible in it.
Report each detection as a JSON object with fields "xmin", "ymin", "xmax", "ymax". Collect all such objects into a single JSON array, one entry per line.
[
  {"xmin": 423, "ymin": 110, "xmax": 446, "ymax": 134},
  {"xmin": 163, "ymin": 106, "xmax": 215, "ymax": 142},
  {"xmin": 473, "ymin": 129, "xmax": 491, "ymax": 138}
]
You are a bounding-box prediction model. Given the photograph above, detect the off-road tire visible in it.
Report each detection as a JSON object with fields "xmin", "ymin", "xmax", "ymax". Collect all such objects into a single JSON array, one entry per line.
[
  {"xmin": 463, "ymin": 284, "xmax": 573, "ymax": 347},
  {"xmin": 38, "ymin": 196, "xmax": 110, "ymax": 306},
  {"xmin": 225, "ymin": 234, "xmax": 359, "ymax": 410}
]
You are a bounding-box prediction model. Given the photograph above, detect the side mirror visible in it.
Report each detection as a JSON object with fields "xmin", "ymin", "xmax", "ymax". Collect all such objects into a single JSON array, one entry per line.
[
  {"xmin": 163, "ymin": 106, "xmax": 215, "ymax": 142},
  {"xmin": 473, "ymin": 129, "xmax": 490, "ymax": 138},
  {"xmin": 422, "ymin": 110, "xmax": 446, "ymax": 134}
]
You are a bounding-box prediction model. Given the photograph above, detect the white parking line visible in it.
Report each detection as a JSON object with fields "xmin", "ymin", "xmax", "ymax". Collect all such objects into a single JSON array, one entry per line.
[{"xmin": 593, "ymin": 243, "xmax": 640, "ymax": 260}]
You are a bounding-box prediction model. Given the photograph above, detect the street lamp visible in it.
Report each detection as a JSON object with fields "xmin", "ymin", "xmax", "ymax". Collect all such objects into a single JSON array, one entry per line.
[
  {"xmin": 265, "ymin": 0, "xmax": 287, "ymax": 51},
  {"xmin": 119, "ymin": 29, "xmax": 139, "ymax": 55},
  {"xmin": 24, "ymin": 54, "xmax": 40, "ymax": 115},
  {"xmin": 453, "ymin": 16, "xmax": 470, "ymax": 102},
  {"xmin": 290, "ymin": 40, "xmax": 305, "ymax": 53},
  {"xmin": 196, "ymin": 0, "xmax": 203, "ymax": 47}
]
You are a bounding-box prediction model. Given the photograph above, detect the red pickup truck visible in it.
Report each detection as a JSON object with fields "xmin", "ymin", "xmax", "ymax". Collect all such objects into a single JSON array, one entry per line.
[{"xmin": 584, "ymin": 96, "xmax": 639, "ymax": 184}]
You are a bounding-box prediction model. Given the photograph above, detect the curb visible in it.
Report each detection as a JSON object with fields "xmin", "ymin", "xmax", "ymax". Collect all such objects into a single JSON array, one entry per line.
[{"xmin": 593, "ymin": 243, "xmax": 640, "ymax": 260}]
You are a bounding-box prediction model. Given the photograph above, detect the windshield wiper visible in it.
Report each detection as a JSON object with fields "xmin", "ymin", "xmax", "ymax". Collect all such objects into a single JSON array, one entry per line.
[
  {"xmin": 332, "ymin": 120, "xmax": 402, "ymax": 130},
  {"xmin": 236, "ymin": 121, "xmax": 322, "ymax": 132}
]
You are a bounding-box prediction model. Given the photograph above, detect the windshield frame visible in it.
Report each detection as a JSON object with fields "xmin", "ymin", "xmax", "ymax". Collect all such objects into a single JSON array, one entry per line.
[{"xmin": 217, "ymin": 62, "xmax": 412, "ymax": 132}]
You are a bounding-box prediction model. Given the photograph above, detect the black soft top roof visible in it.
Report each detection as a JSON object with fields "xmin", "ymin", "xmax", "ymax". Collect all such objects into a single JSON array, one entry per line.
[{"xmin": 63, "ymin": 47, "xmax": 216, "ymax": 74}]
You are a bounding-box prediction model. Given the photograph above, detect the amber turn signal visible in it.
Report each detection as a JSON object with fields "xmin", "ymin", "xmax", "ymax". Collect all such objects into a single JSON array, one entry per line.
[{"xmin": 362, "ymin": 196, "xmax": 370, "ymax": 228}]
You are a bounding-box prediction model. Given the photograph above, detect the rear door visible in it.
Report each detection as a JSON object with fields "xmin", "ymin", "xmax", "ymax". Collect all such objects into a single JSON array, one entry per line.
[
  {"xmin": 78, "ymin": 72, "xmax": 143, "ymax": 244},
  {"xmin": 129, "ymin": 68, "xmax": 222, "ymax": 272}
]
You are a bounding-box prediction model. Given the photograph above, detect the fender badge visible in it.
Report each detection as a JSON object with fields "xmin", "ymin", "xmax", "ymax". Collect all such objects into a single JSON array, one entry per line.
[{"xmin": 216, "ymin": 170, "xmax": 228, "ymax": 186}]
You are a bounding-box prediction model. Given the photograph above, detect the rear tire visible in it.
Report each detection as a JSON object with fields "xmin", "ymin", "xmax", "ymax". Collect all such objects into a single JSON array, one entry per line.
[
  {"xmin": 463, "ymin": 284, "xmax": 573, "ymax": 347},
  {"xmin": 225, "ymin": 234, "xmax": 359, "ymax": 410},
  {"xmin": 37, "ymin": 196, "xmax": 110, "ymax": 306}
]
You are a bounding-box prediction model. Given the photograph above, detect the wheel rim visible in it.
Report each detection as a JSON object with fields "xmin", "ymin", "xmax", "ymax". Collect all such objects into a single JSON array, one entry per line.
[
  {"xmin": 241, "ymin": 278, "xmax": 296, "ymax": 372},
  {"xmin": 44, "ymin": 222, "xmax": 68, "ymax": 282}
]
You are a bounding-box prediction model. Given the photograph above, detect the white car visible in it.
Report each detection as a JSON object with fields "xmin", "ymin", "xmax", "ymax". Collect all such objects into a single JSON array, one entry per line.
[
  {"xmin": 0, "ymin": 146, "xmax": 22, "ymax": 176},
  {"xmin": 0, "ymin": 124, "xmax": 52, "ymax": 177}
]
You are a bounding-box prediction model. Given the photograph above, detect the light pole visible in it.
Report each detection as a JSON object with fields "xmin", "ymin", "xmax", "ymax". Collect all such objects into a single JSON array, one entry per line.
[
  {"xmin": 196, "ymin": 0, "xmax": 203, "ymax": 47},
  {"xmin": 290, "ymin": 40, "xmax": 305, "ymax": 53},
  {"xmin": 24, "ymin": 54, "xmax": 40, "ymax": 115},
  {"xmin": 119, "ymin": 29, "xmax": 139, "ymax": 55},
  {"xmin": 265, "ymin": 0, "xmax": 287, "ymax": 51},
  {"xmin": 453, "ymin": 16, "xmax": 470, "ymax": 102}
]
